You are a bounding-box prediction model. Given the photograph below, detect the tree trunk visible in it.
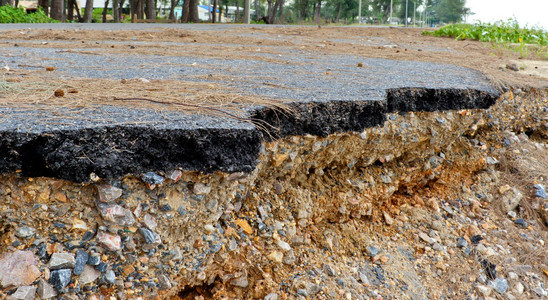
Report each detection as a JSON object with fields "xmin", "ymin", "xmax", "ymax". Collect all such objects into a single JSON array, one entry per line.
[
  {"xmin": 137, "ymin": 0, "xmax": 144, "ymax": 19},
  {"xmin": 38, "ymin": 0, "xmax": 48, "ymax": 15},
  {"xmin": 83, "ymin": 0, "xmax": 94, "ymax": 22},
  {"xmin": 182, "ymin": 0, "xmax": 198, "ymax": 22},
  {"xmin": 113, "ymin": 0, "xmax": 120, "ymax": 22},
  {"xmin": 67, "ymin": 0, "xmax": 74, "ymax": 21},
  {"xmin": 168, "ymin": 0, "xmax": 178, "ymax": 20},
  {"xmin": 211, "ymin": 0, "xmax": 216, "ymax": 23},
  {"xmin": 254, "ymin": 0, "xmax": 259, "ymax": 20},
  {"xmin": 217, "ymin": 5, "xmax": 221, "ymax": 22},
  {"xmin": 74, "ymin": 0, "xmax": 82, "ymax": 21},
  {"xmin": 335, "ymin": 2, "xmax": 341, "ymax": 22},
  {"xmin": 50, "ymin": 0, "xmax": 65, "ymax": 21},
  {"xmin": 145, "ymin": 0, "xmax": 155, "ymax": 19},
  {"xmin": 315, "ymin": 0, "xmax": 320, "ymax": 22},
  {"xmin": 277, "ymin": 0, "xmax": 284, "ymax": 21},
  {"xmin": 102, "ymin": 0, "xmax": 109, "ymax": 22}
]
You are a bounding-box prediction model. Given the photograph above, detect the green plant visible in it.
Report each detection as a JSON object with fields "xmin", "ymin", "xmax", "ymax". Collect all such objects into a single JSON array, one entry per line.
[
  {"xmin": 423, "ymin": 19, "xmax": 547, "ymax": 59},
  {"xmin": 0, "ymin": 5, "xmax": 56, "ymax": 23}
]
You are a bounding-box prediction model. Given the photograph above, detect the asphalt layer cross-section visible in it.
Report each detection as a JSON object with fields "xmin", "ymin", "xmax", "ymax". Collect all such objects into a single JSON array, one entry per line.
[{"xmin": 0, "ymin": 24, "xmax": 500, "ymax": 182}]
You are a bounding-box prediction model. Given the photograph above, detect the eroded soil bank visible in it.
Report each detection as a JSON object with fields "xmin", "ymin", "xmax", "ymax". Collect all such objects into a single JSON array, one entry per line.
[{"xmin": 0, "ymin": 89, "xmax": 546, "ymax": 299}]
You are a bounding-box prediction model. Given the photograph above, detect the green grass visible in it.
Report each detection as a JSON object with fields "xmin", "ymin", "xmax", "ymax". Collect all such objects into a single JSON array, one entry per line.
[
  {"xmin": 423, "ymin": 19, "xmax": 547, "ymax": 59},
  {"xmin": 0, "ymin": 5, "xmax": 57, "ymax": 23}
]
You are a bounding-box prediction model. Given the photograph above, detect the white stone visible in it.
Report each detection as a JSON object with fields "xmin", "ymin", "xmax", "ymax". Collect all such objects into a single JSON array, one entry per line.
[
  {"xmin": 193, "ymin": 183, "xmax": 211, "ymax": 195},
  {"xmin": 47, "ymin": 253, "xmax": 75, "ymax": 270},
  {"xmin": 79, "ymin": 265, "xmax": 101, "ymax": 284},
  {"xmin": 276, "ymin": 239, "xmax": 292, "ymax": 251},
  {"xmin": 12, "ymin": 285, "xmax": 36, "ymax": 300}
]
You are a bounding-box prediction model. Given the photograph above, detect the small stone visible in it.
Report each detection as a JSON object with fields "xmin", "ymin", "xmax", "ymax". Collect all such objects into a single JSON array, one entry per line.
[
  {"xmin": 323, "ymin": 263, "xmax": 336, "ymax": 276},
  {"xmin": 533, "ymin": 286, "xmax": 547, "ymax": 297},
  {"xmin": 514, "ymin": 218, "xmax": 527, "ymax": 228},
  {"xmin": 486, "ymin": 157, "xmax": 499, "ymax": 165},
  {"xmin": 96, "ymin": 231, "xmax": 122, "ymax": 251},
  {"xmin": 73, "ymin": 250, "xmax": 88, "ymax": 275},
  {"xmin": 501, "ymin": 187, "xmax": 523, "ymax": 212},
  {"xmin": 282, "ymin": 250, "xmax": 296, "ymax": 265},
  {"xmin": 96, "ymin": 184, "xmax": 123, "ymax": 203},
  {"xmin": 234, "ymin": 219, "xmax": 253, "ymax": 235},
  {"xmin": 37, "ymin": 279, "xmax": 57, "ymax": 299},
  {"xmin": 383, "ymin": 211, "xmax": 394, "ymax": 225},
  {"xmin": 15, "ymin": 226, "xmax": 36, "ymax": 239},
  {"xmin": 104, "ymin": 270, "xmax": 116, "ymax": 284},
  {"xmin": 507, "ymin": 211, "xmax": 517, "ymax": 219},
  {"xmin": 514, "ymin": 282, "xmax": 524, "ymax": 294},
  {"xmin": 264, "ymin": 293, "xmax": 278, "ymax": 300},
  {"xmin": 533, "ymin": 184, "xmax": 547, "ymax": 199},
  {"xmin": 12, "ymin": 285, "xmax": 36, "ymax": 300},
  {"xmin": 96, "ymin": 262, "xmax": 108, "ymax": 272},
  {"xmin": 359, "ymin": 272, "xmax": 370, "ymax": 285},
  {"xmin": 230, "ymin": 273, "xmax": 249, "ymax": 288},
  {"xmin": 139, "ymin": 227, "xmax": 161, "ymax": 245},
  {"xmin": 97, "ymin": 203, "xmax": 135, "ymax": 226},
  {"xmin": 476, "ymin": 284, "xmax": 492, "ymax": 296},
  {"xmin": 158, "ymin": 274, "xmax": 172, "ymax": 290},
  {"xmin": 143, "ymin": 214, "xmax": 158, "ymax": 231},
  {"xmin": 267, "ymin": 251, "xmax": 283, "ymax": 263},
  {"xmin": 457, "ymin": 237, "xmax": 468, "ymax": 248},
  {"xmin": 48, "ymin": 252, "xmax": 76, "ymax": 270},
  {"xmin": 366, "ymin": 246, "xmax": 380, "ymax": 257},
  {"xmin": 204, "ymin": 224, "xmax": 215, "ymax": 234},
  {"xmin": 79, "ymin": 265, "xmax": 101, "ymax": 284},
  {"xmin": 489, "ymin": 278, "xmax": 508, "ymax": 294},
  {"xmin": 419, "ymin": 232, "xmax": 436, "ymax": 244},
  {"xmin": 0, "ymin": 250, "xmax": 41, "ymax": 287},
  {"xmin": 142, "ymin": 172, "xmax": 164, "ymax": 186},
  {"xmin": 50, "ymin": 269, "xmax": 72, "ymax": 290},
  {"xmin": 166, "ymin": 170, "xmax": 182, "ymax": 182},
  {"xmin": 122, "ymin": 265, "xmax": 135, "ymax": 277},
  {"xmin": 87, "ymin": 254, "xmax": 100, "ymax": 266},
  {"xmin": 506, "ymin": 63, "xmax": 519, "ymax": 71},
  {"xmin": 193, "ymin": 182, "xmax": 211, "ymax": 195},
  {"xmin": 276, "ymin": 239, "xmax": 292, "ymax": 251}
]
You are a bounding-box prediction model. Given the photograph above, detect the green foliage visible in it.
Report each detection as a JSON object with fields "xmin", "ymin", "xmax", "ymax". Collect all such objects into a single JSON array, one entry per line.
[
  {"xmin": 0, "ymin": 5, "xmax": 57, "ymax": 23},
  {"xmin": 423, "ymin": 19, "xmax": 548, "ymax": 59}
]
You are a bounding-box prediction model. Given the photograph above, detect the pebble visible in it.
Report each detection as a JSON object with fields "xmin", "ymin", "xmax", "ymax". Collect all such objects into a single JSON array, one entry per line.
[
  {"xmin": 514, "ymin": 218, "xmax": 527, "ymax": 228},
  {"xmin": 366, "ymin": 246, "xmax": 380, "ymax": 257},
  {"xmin": 96, "ymin": 262, "xmax": 108, "ymax": 272},
  {"xmin": 533, "ymin": 286, "xmax": 547, "ymax": 297},
  {"xmin": 500, "ymin": 187, "xmax": 523, "ymax": 212},
  {"xmin": 324, "ymin": 263, "xmax": 336, "ymax": 276},
  {"xmin": 457, "ymin": 237, "xmax": 468, "ymax": 248},
  {"xmin": 486, "ymin": 157, "xmax": 499, "ymax": 165},
  {"xmin": 514, "ymin": 282, "xmax": 524, "ymax": 294},
  {"xmin": 267, "ymin": 251, "xmax": 283, "ymax": 263},
  {"xmin": 139, "ymin": 227, "xmax": 160, "ymax": 245},
  {"xmin": 15, "ymin": 226, "xmax": 36, "ymax": 239},
  {"xmin": 48, "ymin": 252, "xmax": 76, "ymax": 270},
  {"xmin": 104, "ymin": 270, "xmax": 116, "ymax": 284},
  {"xmin": 533, "ymin": 184, "xmax": 547, "ymax": 198},
  {"xmin": 297, "ymin": 289, "xmax": 308, "ymax": 297},
  {"xmin": 73, "ymin": 250, "xmax": 88, "ymax": 275},
  {"xmin": 476, "ymin": 284, "xmax": 492, "ymax": 296},
  {"xmin": 158, "ymin": 274, "xmax": 173, "ymax": 290},
  {"xmin": 166, "ymin": 170, "xmax": 182, "ymax": 182},
  {"xmin": 489, "ymin": 278, "xmax": 508, "ymax": 294},
  {"xmin": 264, "ymin": 292, "xmax": 279, "ymax": 300},
  {"xmin": 37, "ymin": 279, "xmax": 57, "ymax": 299},
  {"xmin": 142, "ymin": 172, "xmax": 164, "ymax": 186},
  {"xmin": 193, "ymin": 182, "xmax": 211, "ymax": 195},
  {"xmin": 419, "ymin": 232, "xmax": 436, "ymax": 244},
  {"xmin": 96, "ymin": 231, "xmax": 122, "ymax": 251},
  {"xmin": 12, "ymin": 285, "xmax": 37, "ymax": 300},
  {"xmin": 276, "ymin": 239, "xmax": 292, "ymax": 251},
  {"xmin": 0, "ymin": 250, "xmax": 41, "ymax": 287},
  {"xmin": 96, "ymin": 184, "xmax": 123, "ymax": 203},
  {"xmin": 87, "ymin": 254, "xmax": 101, "ymax": 266},
  {"xmin": 49, "ymin": 269, "xmax": 72, "ymax": 290},
  {"xmin": 79, "ymin": 265, "xmax": 101, "ymax": 284},
  {"xmin": 230, "ymin": 273, "xmax": 249, "ymax": 288}
]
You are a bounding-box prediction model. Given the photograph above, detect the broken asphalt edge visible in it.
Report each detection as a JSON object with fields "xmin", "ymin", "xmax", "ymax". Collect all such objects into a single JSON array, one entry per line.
[{"xmin": 0, "ymin": 87, "xmax": 500, "ymax": 183}]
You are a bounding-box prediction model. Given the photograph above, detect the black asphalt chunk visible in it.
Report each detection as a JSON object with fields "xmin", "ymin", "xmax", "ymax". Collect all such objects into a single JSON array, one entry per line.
[{"xmin": 0, "ymin": 29, "xmax": 501, "ymax": 182}]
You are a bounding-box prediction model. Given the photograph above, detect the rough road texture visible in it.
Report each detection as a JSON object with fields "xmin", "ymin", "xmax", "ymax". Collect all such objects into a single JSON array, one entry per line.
[{"xmin": 0, "ymin": 31, "xmax": 499, "ymax": 181}]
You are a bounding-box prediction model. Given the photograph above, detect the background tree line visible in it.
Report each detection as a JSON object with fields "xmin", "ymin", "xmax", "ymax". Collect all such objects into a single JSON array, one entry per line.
[{"xmin": 0, "ymin": 0, "xmax": 469, "ymax": 25}]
